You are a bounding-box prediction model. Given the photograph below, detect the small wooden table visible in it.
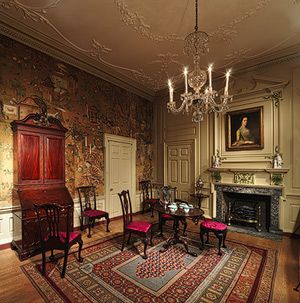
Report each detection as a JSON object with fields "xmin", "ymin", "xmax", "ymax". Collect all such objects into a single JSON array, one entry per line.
[
  {"xmin": 154, "ymin": 204, "xmax": 204, "ymax": 256},
  {"xmin": 190, "ymin": 193, "xmax": 209, "ymax": 208}
]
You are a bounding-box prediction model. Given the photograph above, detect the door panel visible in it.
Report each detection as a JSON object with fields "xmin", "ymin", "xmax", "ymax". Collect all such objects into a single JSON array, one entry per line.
[
  {"xmin": 108, "ymin": 140, "xmax": 134, "ymax": 218},
  {"xmin": 167, "ymin": 142, "xmax": 194, "ymax": 201}
]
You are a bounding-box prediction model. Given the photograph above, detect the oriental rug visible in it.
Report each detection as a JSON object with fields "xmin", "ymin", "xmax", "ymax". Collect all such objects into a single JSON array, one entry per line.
[{"xmin": 21, "ymin": 232, "xmax": 277, "ymax": 303}]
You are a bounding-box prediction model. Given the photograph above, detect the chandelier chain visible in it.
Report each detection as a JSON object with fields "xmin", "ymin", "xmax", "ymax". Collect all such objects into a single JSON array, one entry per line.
[{"xmin": 195, "ymin": 0, "xmax": 198, "ymax": 32}]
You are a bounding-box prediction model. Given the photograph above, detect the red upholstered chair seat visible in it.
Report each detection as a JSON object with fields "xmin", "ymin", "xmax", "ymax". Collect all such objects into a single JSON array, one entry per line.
[
  {"xmin": 200, "ymin": 220, "xmax": 227, "ymax": 231},
  {"xmin": 83, "ymin": 209, "xmax": 108, "ymax": 218},
  {"xmin": 126, "ymin": 221, "xmax": 152, "ymax": 233},
  {"xmin": 161, "ymin": 214, "xmax": 173, "ymax": 219},
  {"xmin": 59, "ymin": 231, "xmax": 81, "ymax": 243}
]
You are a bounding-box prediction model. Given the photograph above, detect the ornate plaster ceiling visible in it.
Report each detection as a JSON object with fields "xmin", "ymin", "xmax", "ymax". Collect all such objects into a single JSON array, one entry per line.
[{"xmin": 0, "ymin": 0, "xmax": 300, "ymax": 100}]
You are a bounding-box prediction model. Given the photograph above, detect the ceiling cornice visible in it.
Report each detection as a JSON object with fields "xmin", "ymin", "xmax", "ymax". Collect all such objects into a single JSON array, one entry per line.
[{"xmin": 0, "ymin": 13, "xmax": 155, "ymax": 102}]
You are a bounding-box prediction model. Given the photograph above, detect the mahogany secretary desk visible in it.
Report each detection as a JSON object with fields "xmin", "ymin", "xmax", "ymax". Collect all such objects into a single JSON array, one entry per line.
[{"xmin": 10, "ymin": 113, "xmax": 73, "ymax": 260}]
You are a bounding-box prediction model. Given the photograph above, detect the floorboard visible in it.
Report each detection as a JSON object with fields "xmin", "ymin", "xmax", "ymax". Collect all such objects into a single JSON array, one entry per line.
[{"xmin": 0, "ymin": 213, "xmax": 299, "ymax": 303}]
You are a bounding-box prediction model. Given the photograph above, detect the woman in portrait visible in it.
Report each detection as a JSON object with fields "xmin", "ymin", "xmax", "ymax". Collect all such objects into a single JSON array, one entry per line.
[{"xmin": 232, "ymin": 116, "xmax": 255, "ymax": 146}]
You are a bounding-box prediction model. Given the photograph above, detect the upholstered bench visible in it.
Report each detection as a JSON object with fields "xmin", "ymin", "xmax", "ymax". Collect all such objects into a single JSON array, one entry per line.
[{"xmin": 200, "ymin": 220, "xmax": 227, "ymax": 255}]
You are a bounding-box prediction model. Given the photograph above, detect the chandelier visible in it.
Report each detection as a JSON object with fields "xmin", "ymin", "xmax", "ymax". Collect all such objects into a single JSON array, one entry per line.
[{"xmin": 167, "ymin": 0, "xmax": 233, "ymax": 122}]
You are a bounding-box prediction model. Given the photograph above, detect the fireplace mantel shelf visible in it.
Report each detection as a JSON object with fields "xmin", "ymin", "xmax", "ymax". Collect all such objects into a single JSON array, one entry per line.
[
  {"xmin": 207, "ymin": 168, "xmax": 289, "ymax": 186},
  {"xmin": 207, "ymin": 168, "xmax": 289, "ymax": 173},
  {"xmin": 212, "ymin": 182, "xmax": 283, "ymax": 189}
]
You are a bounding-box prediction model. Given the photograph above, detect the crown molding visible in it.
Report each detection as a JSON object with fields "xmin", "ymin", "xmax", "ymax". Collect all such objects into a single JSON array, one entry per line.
[{"xmin": 0, "ymin": 14, "xmax": 155, "ymax": 102}]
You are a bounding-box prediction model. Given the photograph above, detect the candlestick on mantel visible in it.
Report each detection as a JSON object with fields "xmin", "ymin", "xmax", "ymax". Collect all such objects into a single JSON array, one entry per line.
[
  {"xmin": 89, "ymin": 144, "xmax": 92, "ymax": 155},
  {"xmin": 184, "ymin": 67, "xmax": 188, "ymax": 94},
  {"xmin": 85, "ymin": 136, "xmax": 88, "ymax": 147},
  {"xmin": 208, "ymin": 65, "xmax": 213, "ymax": 92}
]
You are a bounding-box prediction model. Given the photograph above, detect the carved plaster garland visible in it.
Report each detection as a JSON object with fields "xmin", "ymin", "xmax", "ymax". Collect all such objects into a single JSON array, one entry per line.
[
  {"xmin": 210, "ymin": 0, "xmax": 272, "ymax": 41},
  {"xmin": 113, "ymin": 0, "xmax": 182, "ymax": 42},
  {"xmin": 0, "ymin": 0, "xmax": 157, "ymax": 89},
  {"xmin": 150, "ymin": 52, "xmax": 183, "ymax": 90},
  {"xmin": 114, "ymin": 0, "xmax": 272, "ymax": 43}
]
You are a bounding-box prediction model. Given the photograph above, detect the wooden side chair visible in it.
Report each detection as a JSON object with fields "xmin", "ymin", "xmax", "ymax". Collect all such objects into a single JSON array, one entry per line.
[
  {"xmin": 139, "ymin": 180, "xmax": 159, "ymax": 217},
  {"xmin": 200, "ymin": 219, "xmax": 228, "ymax": 255},
  {"xmin": 77, "ymin": 186, "xmax": 110, "ymax": 238},
  {"xmin": 159, "ymin": 186, "xmax": 176, "ymax": 235},
  {"xmin": 118, "ymin": 190, "xmax": 153, "ymax": 259},
  {"xmin": 34, "ymin": 203, "xmax": 83, "ymax": 278}
]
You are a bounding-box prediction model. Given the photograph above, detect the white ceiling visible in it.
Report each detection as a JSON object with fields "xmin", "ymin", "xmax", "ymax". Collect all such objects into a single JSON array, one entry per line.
[{"xmin": 0, "ymin": 0, "xmax": 300, "ymax": 99}]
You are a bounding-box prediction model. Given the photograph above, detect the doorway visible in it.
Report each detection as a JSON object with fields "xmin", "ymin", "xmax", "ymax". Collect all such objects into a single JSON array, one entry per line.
[
  {"xmin": 165, "ymin": 141, "xmax": 195, "ymax": 201},
  {"xmin": 104, "ymin": 134, "xmax": 136, "ymax": 218}
]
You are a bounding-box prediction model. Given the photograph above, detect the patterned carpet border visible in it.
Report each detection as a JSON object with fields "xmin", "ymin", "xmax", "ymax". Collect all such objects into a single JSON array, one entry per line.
[{"xmin": 21, "ymin": 231, "xmax": 278, "ymax": 303}]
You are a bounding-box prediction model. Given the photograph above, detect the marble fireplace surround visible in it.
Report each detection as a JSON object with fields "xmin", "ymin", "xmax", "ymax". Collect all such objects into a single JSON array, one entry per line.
[{"xmin": 214, "ymin": 183, "xmax": 282, "ymax": 234}]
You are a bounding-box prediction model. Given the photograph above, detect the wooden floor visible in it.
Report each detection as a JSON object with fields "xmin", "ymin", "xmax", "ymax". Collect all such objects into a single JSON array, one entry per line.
[{"xmin": 0, "ymin": 213, "xmax": 299, "ymax": 303}]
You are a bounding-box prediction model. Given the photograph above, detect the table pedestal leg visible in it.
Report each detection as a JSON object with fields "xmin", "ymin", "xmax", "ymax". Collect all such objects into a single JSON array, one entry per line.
[{"xmin": 160, "ymin": 218, "xmax": 197, "ymax": 257}]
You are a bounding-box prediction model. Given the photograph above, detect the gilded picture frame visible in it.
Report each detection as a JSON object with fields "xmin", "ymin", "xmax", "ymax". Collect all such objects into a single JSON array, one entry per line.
[{"xmin": 225, "ymin": 106, "xmax": 264, "ymax": 151}]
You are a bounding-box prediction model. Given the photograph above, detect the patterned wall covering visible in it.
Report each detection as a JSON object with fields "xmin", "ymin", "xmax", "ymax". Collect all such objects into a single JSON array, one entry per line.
[{"xmin": 0, "ymin": 34, "xmax": 153, "ymax": 207}]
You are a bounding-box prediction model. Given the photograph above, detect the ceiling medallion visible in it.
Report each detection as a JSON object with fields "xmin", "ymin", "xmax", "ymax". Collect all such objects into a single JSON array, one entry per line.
[{"xmin": 167, "ymin": 0, "xmax": 233, "ymax": 122}]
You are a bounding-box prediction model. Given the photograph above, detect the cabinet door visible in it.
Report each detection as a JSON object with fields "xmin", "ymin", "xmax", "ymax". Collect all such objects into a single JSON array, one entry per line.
[
  {"xmin": 19, "ymin": 132, "xmax": 43, "ymax": 184},
  {"xmin": 44, "ymin": 135, "xmax": 65, "ymax": 184}
]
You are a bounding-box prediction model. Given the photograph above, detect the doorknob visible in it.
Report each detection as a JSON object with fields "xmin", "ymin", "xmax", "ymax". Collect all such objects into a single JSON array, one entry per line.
[{"xmin": 110, "ymin": 188, "xmax": 113, "ymax": 191}]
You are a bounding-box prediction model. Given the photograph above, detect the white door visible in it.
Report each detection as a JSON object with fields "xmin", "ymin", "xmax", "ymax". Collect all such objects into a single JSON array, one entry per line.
[
  {"xmin": 166, "ymin": 142, "xmax": 195, "ymax": 201},
  {"xmin": 105, "ymin": 134, "xmax": 136, "ymax": 218}
]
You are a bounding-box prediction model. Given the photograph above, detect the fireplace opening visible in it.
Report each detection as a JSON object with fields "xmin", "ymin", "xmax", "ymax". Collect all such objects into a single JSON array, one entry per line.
[{"xmin": 223, "ymin": 192, "xmax": 271, "ymax": 232}]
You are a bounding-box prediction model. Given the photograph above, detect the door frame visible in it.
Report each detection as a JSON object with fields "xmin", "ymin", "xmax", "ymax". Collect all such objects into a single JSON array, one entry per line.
[
  {"xmin": 164, "ymin": 139, "xmax": 197, "ymax": 192},
  {"xmin": 104, "ymin": 134, "xmax": 136, "ymax": 214}
]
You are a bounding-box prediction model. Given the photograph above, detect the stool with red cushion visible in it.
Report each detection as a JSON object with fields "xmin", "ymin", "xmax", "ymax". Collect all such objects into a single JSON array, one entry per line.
[
  {"xmin": 77, "ymin": 186, "xmax": 110, "ymax": 238},
  {"xmin": 200, "ymin": 220, "xmax": 227, "ymax": 255}
]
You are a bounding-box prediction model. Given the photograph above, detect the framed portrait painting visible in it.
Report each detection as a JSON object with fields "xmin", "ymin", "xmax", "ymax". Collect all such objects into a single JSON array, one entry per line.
[{"xmin": 225, "ymin": 106, "xmax": 264, "ymax": 151}]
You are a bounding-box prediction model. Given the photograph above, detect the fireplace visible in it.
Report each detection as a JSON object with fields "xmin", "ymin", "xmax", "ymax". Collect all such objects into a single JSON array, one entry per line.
[
  {"xmin": 224, "ymin": 192, "xmax": 271, "ymax": 232},
  {"xmin": 214, "ymin": 184, "xmax": 282, "ymax": 234}
]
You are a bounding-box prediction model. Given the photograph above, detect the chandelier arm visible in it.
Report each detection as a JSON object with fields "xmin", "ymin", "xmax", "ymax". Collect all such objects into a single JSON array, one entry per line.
[{"xmin": 168, "ymin": 98, "xmax": 189, "ymax": 113}]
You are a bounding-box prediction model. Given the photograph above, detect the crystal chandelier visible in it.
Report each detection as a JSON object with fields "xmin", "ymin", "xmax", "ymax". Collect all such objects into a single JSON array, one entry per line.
[{"xmin": 167, "ymin": 0, "xmax": 233, "ymax": 122}]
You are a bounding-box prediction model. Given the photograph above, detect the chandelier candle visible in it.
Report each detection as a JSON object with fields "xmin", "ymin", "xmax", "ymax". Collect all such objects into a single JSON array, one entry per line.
[
  {"xmin": 168, "ymin": 80, "xmax": 174, "ymax": 103},
  {"xmin": 184, "ymin": 67, "xmax": 188, "ymax": 94},
  {"xmin": 224, "ymin": 70, "xmax": 231, "ymax": 96},
  {"xmin": 208, "ymin": 65, "xmax": 212, "ymax": 92}
]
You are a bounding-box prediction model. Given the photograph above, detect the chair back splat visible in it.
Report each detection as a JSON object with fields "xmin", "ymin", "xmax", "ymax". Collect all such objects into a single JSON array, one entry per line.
[
  {"xmin": 35, "ymin": 203, "xmax": 71, "ymax": 245},
  {"xmin": 78, "ymin": 186, "xmax": 97, "ymax": 212},
  {"xmin": 34, "ymin": 203, "xmax": 83, "ymax": 278},
  {"xmin": 77, "ymin": 186, "xmax": 110, "ymax": 237},
  {"xmin": 161, "ymin": 185, "xmax": 177, "ymax": 203},
  {"xmin": 139, "ymin": 180, "xmax": 159, "ymax": 217},
  {"xmin": 118, "ymin": 190, "xmax": 133, "ymax": 229}
]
